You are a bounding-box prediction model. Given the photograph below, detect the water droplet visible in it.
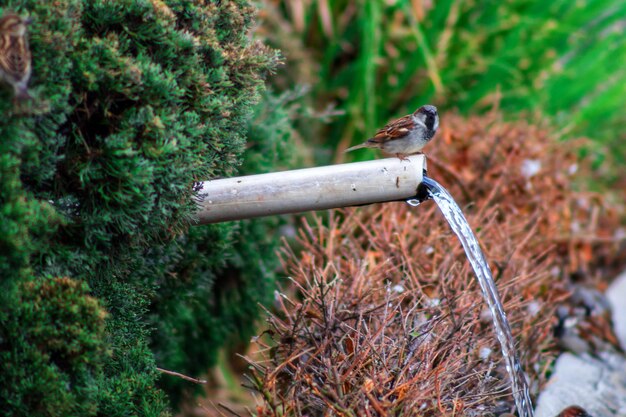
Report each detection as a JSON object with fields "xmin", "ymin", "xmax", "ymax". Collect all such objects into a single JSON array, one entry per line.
[{"xmin": 406, "ymin": 198, "xmax": 422, "ymax": 207}]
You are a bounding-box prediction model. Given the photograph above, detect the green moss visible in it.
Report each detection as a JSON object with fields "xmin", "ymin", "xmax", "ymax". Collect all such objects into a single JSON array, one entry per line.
[
  {"xmin": 0, "ymin": 0, "xmax": 288, "ymax": 415},
  {"xmin": 149, "ymin": 88, "xmax": 302, "ymax": 404},
  {"xmin": 0, "ymin": 277, "xmax": 106, "ymax": 417}
]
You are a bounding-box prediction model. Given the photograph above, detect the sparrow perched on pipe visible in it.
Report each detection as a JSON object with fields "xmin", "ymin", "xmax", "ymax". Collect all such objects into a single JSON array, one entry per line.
[
  {"xmin": 345, "ymin": 105, "xmax": 439, "ymax": 160},
  {"xmin": 0, "ymin": 12, "xmax": 32, "ymax": 100}
]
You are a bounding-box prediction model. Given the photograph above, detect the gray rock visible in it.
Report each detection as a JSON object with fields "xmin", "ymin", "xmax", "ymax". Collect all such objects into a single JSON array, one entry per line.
[
  {"xmin": 534, "ymin": 353, "xmax": 626, "ymax": 417},
  {"xmin": 607, "ymin": 270, "xmax": 626, "ymax": 350},
  {"xmin": 534, "ymin": 270, "xmax": 626, "ymax": 417}
]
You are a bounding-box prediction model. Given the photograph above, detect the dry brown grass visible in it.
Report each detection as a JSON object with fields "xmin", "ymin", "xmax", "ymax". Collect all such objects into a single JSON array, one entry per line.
[{"xmin": 242, "ymin": 112, "xmax": 625, "ymax": 416}]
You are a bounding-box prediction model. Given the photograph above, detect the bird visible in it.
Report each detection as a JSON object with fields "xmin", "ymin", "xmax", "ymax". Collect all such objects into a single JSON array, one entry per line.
[
  {"xmin": 0, "ymin": 12, "xmax": 32, "ymax": 100},
  {"xmin": 345, "ymin": 105, "xmax": 439, "ymax": 160},
  {"xmin": 555, "ymin": 405, "xmax": 593, "ymax": 417}
]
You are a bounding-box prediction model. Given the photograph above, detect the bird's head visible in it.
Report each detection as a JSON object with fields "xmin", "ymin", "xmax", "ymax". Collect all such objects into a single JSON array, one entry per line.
[
  {"xmin": 0, "ymin": 13, "xmax": 31, "ymax": 36},
  {"xmin": 413, "ymin": 105, "xmax": 439, "ymax": 136}
]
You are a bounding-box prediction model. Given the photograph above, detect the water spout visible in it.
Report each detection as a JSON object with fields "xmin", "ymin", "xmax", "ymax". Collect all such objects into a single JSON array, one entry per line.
[
  {"xmin": 415, "ymin": 176, "xmax": 534, "ymax": 417},
  {"xmin": 194, "ymin": 155, "xmax": 426, "ymax": 224}
]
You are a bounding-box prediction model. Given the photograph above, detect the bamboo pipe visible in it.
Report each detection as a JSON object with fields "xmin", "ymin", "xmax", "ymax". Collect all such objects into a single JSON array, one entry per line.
[{"xmin": 193, "ymin": 155, "xmax": 425, "ymax": 224}]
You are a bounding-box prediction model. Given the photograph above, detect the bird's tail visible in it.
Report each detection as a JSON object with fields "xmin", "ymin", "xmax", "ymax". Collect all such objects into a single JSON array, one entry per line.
[
  {"xmin": 15, "ymin": 86, "xmax": 32, "ymax": 101},
  {"xmin": 344, "ymin": 143, "xmax": 369, "ymax": 153}
]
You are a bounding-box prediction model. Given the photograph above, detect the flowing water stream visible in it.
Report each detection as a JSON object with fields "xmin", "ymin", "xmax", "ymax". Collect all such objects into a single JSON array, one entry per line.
[{"xmin": 408, "ymin": 176, "xmax": 534, "ymax": 417}]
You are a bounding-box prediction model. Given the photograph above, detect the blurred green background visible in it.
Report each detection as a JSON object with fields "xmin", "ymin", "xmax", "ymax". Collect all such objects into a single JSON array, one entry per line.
[{"xmin": 258, "ymin": 0, "xmax": 626, "ymax": 176}]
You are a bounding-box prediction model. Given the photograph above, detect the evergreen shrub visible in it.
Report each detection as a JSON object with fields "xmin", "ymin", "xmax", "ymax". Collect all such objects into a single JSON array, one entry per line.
[{"xmin": 0, "ymin": 1, "xmax": 288, "ymax": 415}]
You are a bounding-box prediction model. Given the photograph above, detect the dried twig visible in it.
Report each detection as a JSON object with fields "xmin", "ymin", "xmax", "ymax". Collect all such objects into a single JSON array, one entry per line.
[{"xmin": 156, "ymin": 367, "xmax": 207, "ymax": 384}]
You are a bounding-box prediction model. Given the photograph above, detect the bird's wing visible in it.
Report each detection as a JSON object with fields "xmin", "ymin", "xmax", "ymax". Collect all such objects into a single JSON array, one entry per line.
[
  {"xmin": 368, "ymin": 114, "xmax": 413, "ymax": 144},
  {"xmin": 7, "ymin": 37, "xmax": 31, "ymax": 79}
]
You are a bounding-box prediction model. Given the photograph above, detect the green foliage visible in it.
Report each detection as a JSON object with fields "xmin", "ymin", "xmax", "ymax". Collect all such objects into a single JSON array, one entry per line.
[
  {"xmin": 1, "ymin": 0, "xmax": 285, "ymax": 415},
  {"xmin": 149, "ymin": 88, "xmax": 300, "ymax": 404},
  {"xmin": 0, "ymin": 277, "xmax": 106, "ymax": 417},
  {"xmin": 261, "ymin": 0, "xmax": 626, "ymax": 165}
]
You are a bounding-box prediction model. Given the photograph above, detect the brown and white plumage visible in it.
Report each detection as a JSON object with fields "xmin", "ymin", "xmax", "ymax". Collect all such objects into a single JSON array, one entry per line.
[
  {"xmin": 0, "ymin": 12, "xmax": 32, "ymax": 100},
  {"xmin": 345, "ymin": 105, "xmax": 439, "ymax": 159}
]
